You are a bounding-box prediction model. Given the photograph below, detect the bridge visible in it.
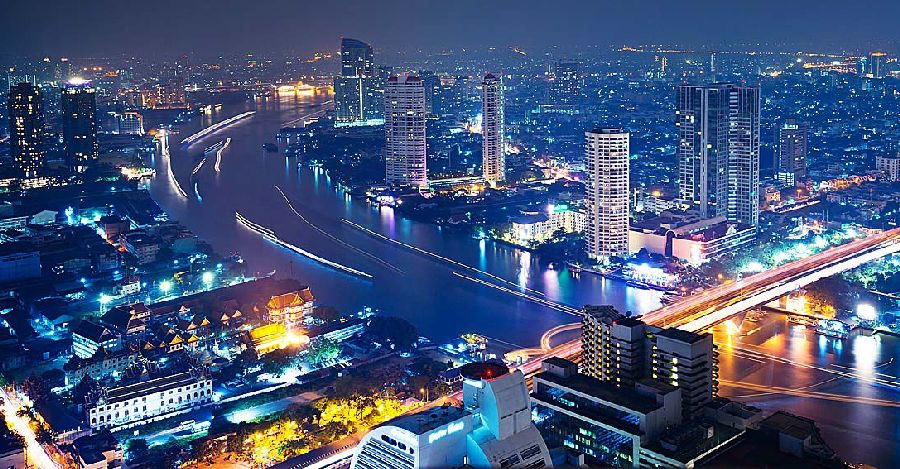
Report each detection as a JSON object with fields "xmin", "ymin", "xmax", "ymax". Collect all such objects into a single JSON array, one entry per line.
[{"xmin": 640, "ymin": 226, "xmax": 900, "ymax": 331}]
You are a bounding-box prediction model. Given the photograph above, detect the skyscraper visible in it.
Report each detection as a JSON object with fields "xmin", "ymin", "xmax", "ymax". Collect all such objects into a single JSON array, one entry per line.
[
  {"xmin": 548, "ymin": 59, "xmax": 581, "ymax": 107},
  {"xmin": 481, "ymin": 73, "xmax": 504, "ymax": 186},
  {"xmin": 652, "ymin": 329, "xmax": 718, "ymax": 419},
  {"xmin": 585, "ymin": 128, "xmax": 630, "ymax": 260},
  {"xmin": 582, "ymin": 305, "xmax": 648, "ymax": 387},
  {"xmin": 334, "ymin": 38, "xmax": 383, "ymax": 127},
  {"xmin": 677, "ymin": 83, "xmax": 760, "ymax": 227},
  {"xmin": 61, "ymin": 79, "xmax": 99, "ymax": 173},
  {"xmin": 385, "ymin": 75, "xmax": 427, "ymax": 189},
  {"xmin": 777, "ymin": 119, "xmax": 808, "ymax": 180},
  {"xmin": 7, "ymin": 82, "xmax": 45, "ymax": 178}
]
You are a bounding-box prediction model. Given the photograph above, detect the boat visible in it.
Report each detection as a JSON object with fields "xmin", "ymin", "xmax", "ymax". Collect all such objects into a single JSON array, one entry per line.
[{"xmin": 203, "ymin": 139, "xmax": 229, "ymax": 156}]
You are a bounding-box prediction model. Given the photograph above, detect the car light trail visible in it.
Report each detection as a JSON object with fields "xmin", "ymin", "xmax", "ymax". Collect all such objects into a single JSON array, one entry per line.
[
  {"xmin": 0, "ymin": 388, "xmax": 58, "ymax": 468},
  {"xmin": 235, "ymin": 212, "xmax": 373, "ymax": 279},
  {"xmin": 181, "ymin": 111, "xmax": 255, "ymax": 145},
  {"xmin": 341, "ymin": 218, "xmax": 548, "ymax": 297},
  {"xmin": 275, "ymin": 186, "xmax": 403, "ymax": 274}
]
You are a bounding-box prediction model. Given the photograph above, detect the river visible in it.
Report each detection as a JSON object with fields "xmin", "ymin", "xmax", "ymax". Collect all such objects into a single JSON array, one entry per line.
[{"xmin": 147, "ymin": 91, "xmax": 662, "ymax": 348}]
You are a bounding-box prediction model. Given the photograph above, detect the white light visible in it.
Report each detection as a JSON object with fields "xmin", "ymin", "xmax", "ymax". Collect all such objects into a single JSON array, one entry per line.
[
  {"xmin": 202, "ymin": 271, "xmax": 214, "ymax": 285},
  {"xmin": 857, "ymin": 303, "xmax": 877, "ymax": 321},
  {"xmin": 160, "ymin": 281, "xmax": 172, "ymax": 293},
  {"xmin": 99, "ymin": 294, "xmax": 112, "ymax": 304}
]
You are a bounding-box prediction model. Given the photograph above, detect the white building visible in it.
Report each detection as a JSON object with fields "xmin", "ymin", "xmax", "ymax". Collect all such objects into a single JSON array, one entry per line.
[
  {"xmin": 585, "ymin": 129, "xmax": 630, "ymax": 260},
  {"xmin": 116, "ymin": 111, "xmax": 144, "ymax": 135},
  {"xmin": 350, "ymin": 362, "xmax": 551, "ymax": 469},
  {"xmin": 385, "ymin": 75, "xmax": 427, "ymax": 189},
  {"xmin": 506, "ymin": 204, "xmax": 586, "ymax": 247},
  {"xmin": 72, "ymin": 320, "xmax": 120, "ymax": 359},
  {"xmin": 86, "ymin": 372, "xmax": 212, "ymax": 429},
  {"xmin": 481, "ymin": 73, "xmax": 505, "ymax": 186},
  {"xmin": 876, "ymin": 154, "xmax": 900, "ymax": 181}
]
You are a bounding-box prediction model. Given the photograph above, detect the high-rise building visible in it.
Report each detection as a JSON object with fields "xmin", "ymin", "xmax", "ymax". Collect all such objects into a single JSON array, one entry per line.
[
  {"xmin": 385, "ymin": 74, "xmax": 427, "ymax": 189},
  {"xmin": 548, "ymin": 59, "xmax": 581, "ymax": 106},
  {"xmin": 876, "ymin": 153, "xmax": 900, "ymax": 181},
  {"xmin": 6, "ymin": 82, "xmax": 45, "ymax": 178},
  {"xmin": 582, "ymin": 305, "xmax": 648, "ymax": 387},
  {"xmin": 868, "ymin": 52, "xmax": 887, "ymax": 78},
  {"xmin": 334, "ymin": 38, "xmax": 383, "ymax": 127},
  {"xmin": 116, "ymin": 111, "xmax": 144, "ymax": 135},
  {"xmin": 651, "ymin": 329, "xmax": 718, "ymax": 419},
  {"xmin": 581, "ymin": 305, "xmax": 719, "ymax": 420},
  {"xmin": 481, "ymin": 73, "xmax": 504, "ymax": 186},
  {"xmin": 677, "ymin": 83, "xmax": 760, "ymax": 227},
  {"xmin": 350, "ymin": 362, "xmax": 551, "ymax": 469},
  {"xmin": 61, "ymin": 79, "xmax": 99, "ymax": 173},
  {"xmin": 777, "ymin": 120, "xmax": 808, "ymax": 180},
  {"xmin": 585, "ymin": 128, "xmax": 630, "ymax": 260}
]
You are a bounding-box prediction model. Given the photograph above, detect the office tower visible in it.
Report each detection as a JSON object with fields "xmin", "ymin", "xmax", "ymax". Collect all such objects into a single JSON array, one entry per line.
[
  {"xmin": 116, "ymin": 111, "xmax": 144, "ymax": 135},
  {"xmin": 582, "ymin": 305, "xmax": 648, "ymax": 387},
  {"xmin": 677, "ymin": 83, "xmax": 760, "ymax": 227},
  {"xmin": 481, "ymin": 73, "xmax": 504, "ymax": 186},
  {"xmin": 334, "ymin": 38, "xmax": 383, "ymax": 127},
  {"xmin": 350, "ymin": 362, "xmax": 551, "ymax": 469},
  {"xmin": 652, "ymin": 329, "xmax": 718, "ymax": 419},
  {"xmin": 6, "ymin": 82, "xmax": 45, "ymax": 178},
  {"xmin": 777, "ymin": 120, "xmax": 808, "ymax": 180},
  {"xmin": 548, "ymin": 59, "xmax": 581, "ymax": 106},
  {"xmin": 868, "ymin": 52, "xmax": 887, "ymax": 78},
  {"xmin": 532, "ymin": 358, "xmax": 682, "ymax": 468},
  {"xmin": 384, "ymin": 74, "xmax": 427, "ymax": 189},
  {"xmin": 420, "ymin": 71, "xmax": 439, "ymax": 116},
  {"xmin": 61, "ymin": 79, "xmax": 99, "ymax": 173},
  {"xmin": 585, "ymin": 128, "xmax": 630, "ymax": 260}
]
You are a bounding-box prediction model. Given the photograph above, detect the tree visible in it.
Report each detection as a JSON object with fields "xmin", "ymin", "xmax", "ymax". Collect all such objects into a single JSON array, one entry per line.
[
  {"xmin": 312, "ymin": 306, "xmax": 342, "ymax": 323},
  {"xmin": 367, "ymin": 316, "xmax": 418, "ymax": 350},
  {"xmin": 306, "ymin": 338, "xmax": 341, "ymax": 366}
]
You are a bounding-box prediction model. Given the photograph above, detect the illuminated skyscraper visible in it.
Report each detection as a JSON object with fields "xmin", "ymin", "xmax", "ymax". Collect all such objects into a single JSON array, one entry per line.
[
  {"xmin": 334, "ymin": 38, "xmax": 383, "ymax": 126},
  {"xmin": 481, "ymin": 73, "xmax": 504, "ymax": 186},
  {"xmin": 548, "ymin": 59, "xmax": 581, "ymax": 107},
  {"xmin": 6, "ymin": 82, "xmax": 45, "ymax": 178},
  {"xmin": 385, "ymin": 75, "xmax": 427, "ymax": 189},
  {"xmin": 585, "ymin": 128, "xmax": 630, "ymax": 260},
  {"xmin": 777, "ymin": 119, "xmax": 808, "ymax": 180},
  {"xmin": 116, "ymin": 111, "xmax": 145, "ymax": 135},
  {"xmin": 677, "ymin": 83, "xmax": 760, "ymax": 227},
  {"xmin": 61, "ymin": 79, "xmax": 99, "ymax": 173}
]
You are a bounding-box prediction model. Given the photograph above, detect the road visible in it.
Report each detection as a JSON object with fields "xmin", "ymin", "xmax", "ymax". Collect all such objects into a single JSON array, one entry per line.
[
  {"xmin": 0, "ymin": 388, "xmax": 58, "ymax": 468},
  {"xmin": 640, "ymin": 226, "xmax": 900, "ymax": 330}
]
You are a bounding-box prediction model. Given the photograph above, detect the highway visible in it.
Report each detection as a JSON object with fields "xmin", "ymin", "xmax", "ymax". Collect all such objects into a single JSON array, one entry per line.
[{"xmin": 640, "ymin": 227, "xmax": 900, "ymax": 331}]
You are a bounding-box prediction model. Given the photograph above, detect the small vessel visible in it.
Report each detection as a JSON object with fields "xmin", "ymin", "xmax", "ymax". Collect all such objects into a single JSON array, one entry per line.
[{"xmin": 203, "ymin": 139, "xmax": 229, "ymax": 155}]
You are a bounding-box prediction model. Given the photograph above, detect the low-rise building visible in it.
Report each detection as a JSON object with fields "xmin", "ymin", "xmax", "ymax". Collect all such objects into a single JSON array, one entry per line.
[
  {"xmin": 503, "ymin": 204, "xmax": 586, "ymax": 247},
  {"xmin": 72, "ymin": 320, "xmax": 120, "ymax": 359},
  {"xmin": 120, "ymin": 231, "xmax": 159, "ymax": 265},
  {"xmin": 266, "ymin": 288, "xmax": 314, "ymax": 327},
  {"xmin": 876, "ymin": 153, "xmax": 900, "ymax": 181},
  {"xmin": 0, "ymin": 242, "xmax": 41, "ymax": 284},
  {"xmin": 64, "ymin": 349, "xmax": 141, "ymax": 386},
  {"xmin": 86, "ymin": 371, "xmax": 212, "ymax": 429},
  {"xmin": 629, "ymin": 214, "xmax": 755, "ymax": 265}
]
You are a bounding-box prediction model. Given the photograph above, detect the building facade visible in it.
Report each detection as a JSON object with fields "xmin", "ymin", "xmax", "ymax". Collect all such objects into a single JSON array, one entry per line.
[
  {"xmin": 677, "ymin": 84, "xmax": 760, "ymax": 227},
  {"xmin": 7, "ymin": 82, "xmax": 45, "ymax": 178},
  {"xmin": 652, "ymin": 329, "xmax": 718, "ymax": 419},
  {"xmin": 334, "ymin": 38, "xmax": 383, "ymax": 127},
  {"xmin": 61, "ymin": 79, "xmax": 100, "ymax": 173},
  {"xmin": 582, "ymin": 305, "xmax": 649, "ymax": 387},
  {"xmin": 116, "ymin": 111, "xmax": 145, "ymax": 135},
  {"xmin": 86, "ymin": 372, "xmax": 212, "ymax": 429},
  {"xmin": 549, "ymin": 60, "xmax": 581, "ymax": 107},
  {"xmin": 777, "ymin": 120, "xmax": 808, "ymax": 180},
  {"xmin": 350, "ymin": 362, "xmax": 551, "ymax": 469},
  {"xmin": 385, "ymin": 75, "xmax": 427, "ymax": 189},
  {"xmin": 481, "ymin": 73, "xmax": 505, "ymax": 186},
  {"xmin": 585, "ymin": 129, "xmax": 630, "ymax": 260},
  {"xmin": 876, "ymin": 153, "xmax": 900, "ymax": 182}
]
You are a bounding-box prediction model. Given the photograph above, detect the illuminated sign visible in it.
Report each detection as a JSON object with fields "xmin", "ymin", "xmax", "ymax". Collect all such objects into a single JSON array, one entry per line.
[{"xmin": 428, "ymin": 420, "xmax": 466, "ymax": 444}]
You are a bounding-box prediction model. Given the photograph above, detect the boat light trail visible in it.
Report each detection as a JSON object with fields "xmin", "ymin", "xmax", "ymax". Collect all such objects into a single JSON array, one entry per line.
[
  {"xmin": 275, "ymin": 186, "xmax": 403, "ymax": 274},
  {"xmin": 341, "ymin": 218, "xmax": 549, "ymax": 297},
  {"xmin": 451, "ymin": 272, "xmax": 580, "ymax": 316},
  {"xmin": 181, "ymin": 111, "xmax": 255, "ymax": 145},
  {"xmin": 214, "ymin": 137, "xmax": 231, "ymax": 172},
  {"xmin": 236, "ymin": 212, "xmax": 372, "ymax": 279}
]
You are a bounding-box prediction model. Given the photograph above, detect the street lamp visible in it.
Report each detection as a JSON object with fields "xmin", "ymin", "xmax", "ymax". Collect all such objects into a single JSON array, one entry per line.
[
  {"xmin": 202, "ymin": 271, "xmax": 215, "ymax": 288},
  {"xmin": 159, "ymin": 280, "xmax": 172, "ymax": 295}
]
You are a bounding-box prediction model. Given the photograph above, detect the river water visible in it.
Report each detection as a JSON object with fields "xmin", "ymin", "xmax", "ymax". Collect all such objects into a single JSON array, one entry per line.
[{"xmin": 147, "ymin": 92, "xmax": 662, "ymax": 348}]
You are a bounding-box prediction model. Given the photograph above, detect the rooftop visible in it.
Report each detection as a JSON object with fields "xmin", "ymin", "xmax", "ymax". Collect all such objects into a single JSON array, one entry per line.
[
  {"xmin": 388, "ymin": 405, "xmax": 469, "ymax": 436},
  {"xmin": 534, "ymin": 369, "xmax": 661, "ymax": 414},
  {"xmin": 656, "ymin": 328, "xmax": 709, "ymax": 345}
]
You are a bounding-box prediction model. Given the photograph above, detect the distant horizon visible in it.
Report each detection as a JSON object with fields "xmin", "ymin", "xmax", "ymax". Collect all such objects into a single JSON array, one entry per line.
[{"xmin": 2, "ymin": 0, "xmax": 899, "ymax": 59}]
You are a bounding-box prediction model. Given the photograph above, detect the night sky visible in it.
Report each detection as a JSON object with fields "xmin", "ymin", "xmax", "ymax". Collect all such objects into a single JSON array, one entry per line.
[{"xmin": 2, "ymin": 0, "xmax": 899, "ymax": 57}]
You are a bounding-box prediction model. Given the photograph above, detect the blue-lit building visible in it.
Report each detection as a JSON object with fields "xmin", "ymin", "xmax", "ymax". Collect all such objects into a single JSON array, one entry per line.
[
  {"xmin": 334, "ymin": 38, "xmax": 384, "ymax": 127},
  {"xmin": 61, "ymin": 79, "xmax": 99, "ymax": 173},
  {"xmin": 350, "ymin": 362, "xmax": 551, "ymax": 469},
  {"xmin": 532, "ymin": 358, "xmax": 682, "ymax": 468}
]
